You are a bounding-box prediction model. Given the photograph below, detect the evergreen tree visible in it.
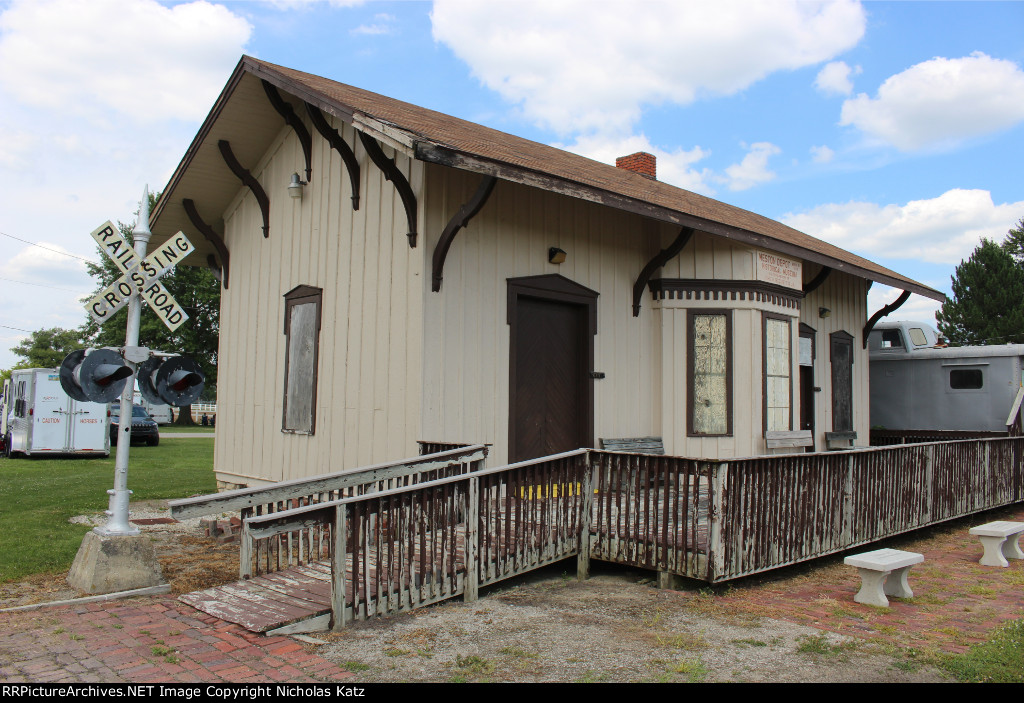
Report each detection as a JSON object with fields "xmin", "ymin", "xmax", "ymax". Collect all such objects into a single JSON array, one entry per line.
[
  {"xmin": 936, "ymin": 238, "xmax": 1024, "ymax": 345},
  {"xmin": 1000, "ymin": 217, "xmax": 1024, "ymax": 265},
  {"xmin": 83, "ymin": 192, "xmax": 220, "ymax": 424}
]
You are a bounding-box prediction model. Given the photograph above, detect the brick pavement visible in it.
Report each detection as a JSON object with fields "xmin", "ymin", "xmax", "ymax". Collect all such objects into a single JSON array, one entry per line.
[
  {"xmin": 712, "ymin": 503, "xmax": 1024, "ymax": 654},
  {"xmin": 0, "ymin": 597, "xmax": 354, "ymax": 683}
]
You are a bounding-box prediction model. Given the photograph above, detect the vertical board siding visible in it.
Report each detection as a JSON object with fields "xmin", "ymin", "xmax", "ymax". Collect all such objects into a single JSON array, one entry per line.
[
  {"xmin": 217, "ymin": 116, "xmax": 423, "ymax": 485},
  {"xmin": 421, "ymin": 166, "xmax": 663, "ymax": 466}
]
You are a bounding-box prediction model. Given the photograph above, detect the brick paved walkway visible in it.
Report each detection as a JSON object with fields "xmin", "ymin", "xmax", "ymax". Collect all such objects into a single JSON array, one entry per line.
[
  {"xmin": 712, "ymin": 503, "xmax": 1024, "ymax": 654},
  {"xmin": 0, "ymin": 597, "xmax": 354, "ymax": 683}
]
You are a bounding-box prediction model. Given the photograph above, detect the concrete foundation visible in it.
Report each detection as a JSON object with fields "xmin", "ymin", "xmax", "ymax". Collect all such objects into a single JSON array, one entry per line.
[{"xmin": 67, "ymin": 530, "xmax": 166, "ymax": 595}]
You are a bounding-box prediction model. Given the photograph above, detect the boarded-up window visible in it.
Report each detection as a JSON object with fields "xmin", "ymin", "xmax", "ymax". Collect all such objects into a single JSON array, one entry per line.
[
  {"xmin": 689, "ymin": 311, "xmax": 732, "ymax": 436},
  {"xmin": 764, "ymin": 314, "xmax": 792, "ymax": 432},
  {"xmin": 283, "ymin": 285, "xmax": 323, "ymax": 434},
  {"xmin": 830, "ymin": 330, "xmax": 854, "ymax": 432}
]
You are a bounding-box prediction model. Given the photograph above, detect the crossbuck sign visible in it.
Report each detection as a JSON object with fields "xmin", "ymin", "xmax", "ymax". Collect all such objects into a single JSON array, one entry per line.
[{"xmin": 86, "ymin": 221, "xmax": 195, "ymax": 332}]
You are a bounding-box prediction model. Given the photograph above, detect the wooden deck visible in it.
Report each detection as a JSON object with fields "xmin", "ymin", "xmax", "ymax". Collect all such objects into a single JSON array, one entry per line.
[{"xmin": 180, "ymin": 563, "xmax": 333, "ymax": 634}]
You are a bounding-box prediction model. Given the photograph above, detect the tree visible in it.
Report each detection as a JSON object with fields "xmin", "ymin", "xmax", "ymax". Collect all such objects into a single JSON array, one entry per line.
[
  {"xmin": 82, "ymin": 192, "xmax": 220, "ymax": 425},
  {"xmin": 936, "ymin": 237, "xmax": 1024, "ymax": 346},
  {"xmin": 6, "ymin": 327, "xmax": 87, "ymax": 375},
  {"xmin": 1000, "ymin": 217, "xmax": 1024, "ymax": 265}
]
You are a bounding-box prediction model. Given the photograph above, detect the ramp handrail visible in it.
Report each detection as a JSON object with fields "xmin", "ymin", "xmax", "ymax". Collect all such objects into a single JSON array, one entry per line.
[
  {"xmin": 169, "ymin": 444, "xmax": 487, "ymax": 519},
  {"xmin": 243, "ymin": 449, "xmax": 590, "ymax": 629},
  {"xmin": 169, "ymin": 444, "xmax": 487, "ymax": 578}
]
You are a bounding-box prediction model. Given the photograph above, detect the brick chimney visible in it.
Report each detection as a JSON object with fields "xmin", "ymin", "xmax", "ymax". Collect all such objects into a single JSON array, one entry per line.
[{"xmin": 615, "ymin": 151, "xmax": 657, "ymax": 180}]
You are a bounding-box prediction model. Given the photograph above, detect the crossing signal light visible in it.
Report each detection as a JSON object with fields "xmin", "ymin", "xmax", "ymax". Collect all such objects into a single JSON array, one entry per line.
[
  {"xmin": 137, "ymin": 355, "xmax": 205, "ymax": 407},
  {"xmin": 59, "ymin": 349, "xmax": 133, "ymax": 404}
]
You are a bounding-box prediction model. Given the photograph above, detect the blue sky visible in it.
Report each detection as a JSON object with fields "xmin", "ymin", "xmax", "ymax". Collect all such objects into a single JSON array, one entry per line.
[{"xmin": 1, "ymin": 0, "xmax": 1023, "ymax": 371}]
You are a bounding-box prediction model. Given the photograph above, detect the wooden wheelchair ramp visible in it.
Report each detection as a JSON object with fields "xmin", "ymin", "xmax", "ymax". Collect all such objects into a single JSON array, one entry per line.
[{"xmin": 179, "ymin": 563, "xmax": 333, "ymax": 635}]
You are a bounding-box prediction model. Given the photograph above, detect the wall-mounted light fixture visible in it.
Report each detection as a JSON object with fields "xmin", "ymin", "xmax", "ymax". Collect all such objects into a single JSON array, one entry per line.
[
  {"xmin": 548, "ymin": 247, "xmax": 567, "ymax": 264},
  {"xmin": 819, "ymin": 307, "xmax": 831, "ymax": 318},
  {"xmin": 288, "ymin": 173, "xmax": 307, "ymax": 199}
]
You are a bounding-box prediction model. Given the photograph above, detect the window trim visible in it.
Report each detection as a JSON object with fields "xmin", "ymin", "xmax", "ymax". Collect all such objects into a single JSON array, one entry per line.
[
  {"xmin": 282, "ymin": 284, "xmax": 323, "ymax": 435},
  {"xmin": 763, "ymin": 312, "xmax": 793, "ymax": 434},
  {"xmin": 687, "ymin": 309, "xmax": 733, "ymax": 437}
]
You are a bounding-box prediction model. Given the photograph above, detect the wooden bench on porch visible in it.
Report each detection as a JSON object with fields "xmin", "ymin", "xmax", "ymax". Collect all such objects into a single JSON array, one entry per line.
[
  {"xmin": 765, "ymin": 430, "xmax": 814, "ymax": 452},
  {"xmin": 598, "ymin": 437, "xmax": 664, "ymax": 454}
]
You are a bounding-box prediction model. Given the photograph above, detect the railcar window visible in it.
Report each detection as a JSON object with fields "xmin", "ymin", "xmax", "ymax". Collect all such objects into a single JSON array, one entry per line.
[
  {"xmin": 908, "ymin": 328, "xmax": 928, "ymax": 346},
  {"xmin": 949, "ymin": 369, "xmax": 983, "ymax": 389}
]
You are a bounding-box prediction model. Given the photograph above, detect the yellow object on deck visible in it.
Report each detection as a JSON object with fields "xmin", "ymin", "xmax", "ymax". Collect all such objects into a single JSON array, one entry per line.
[{"xmin": 517, "ymin": 483, "xmax": 587, "ymax": 499}]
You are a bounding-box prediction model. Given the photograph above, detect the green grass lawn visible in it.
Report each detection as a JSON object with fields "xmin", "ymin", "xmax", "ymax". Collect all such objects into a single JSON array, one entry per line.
[
  {"xmin": 0, "ymin": 439, "xmax": 215, "ymax": 582},
  {"xmin": 159, "ymin": 426, "xmax": 216, "ymax": 434}
]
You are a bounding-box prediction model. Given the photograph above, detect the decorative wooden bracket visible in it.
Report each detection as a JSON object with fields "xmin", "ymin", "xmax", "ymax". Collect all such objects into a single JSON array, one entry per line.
[
  {"xmin": 183, "ymin": 198, "xmax": 230, "ymax": 289},
  {"xmin": 862, "ymin": 290, "xmax": 911, "ymax": 348},
  {"xmin": 305, "ymin": 103, "xmax": 360, "ymax": 210},
  {"xmin": 803, "ymin": 265, "xmax": 833, "ymax": 294},
  {"xmin": 207, "ymin": 255, "xmax": 222, "ymax": 284},
  {"xmin": 218, "ymin": 139, "xmax": 270, "ymax": 238},
  {"xmin": 358, "ymin": 131, "xmax": 418, "ymax": 247},
  {"xmin": 432, "ymin": 176, "xmax": 497, "ymax": 292},
  {"xmin": 262, "ymin": 80, "xmax": 312, "ymax": 182},
  {"xmin": 632, "ymin": 226, "xmax": 695, "ymax": 316}
]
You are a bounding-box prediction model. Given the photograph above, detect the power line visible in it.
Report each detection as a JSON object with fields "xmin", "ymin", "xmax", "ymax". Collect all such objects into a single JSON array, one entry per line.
[
  {"xmin": 0, "ymin": 230, "xmax": 101, "ymax": 266},
  {"xmin": 0, "ymin": 324, "xmax": 33, "ymax": 334},
  {"xmin": 0, "ymin": 276, "xmax": 93, "ymax": 295}
]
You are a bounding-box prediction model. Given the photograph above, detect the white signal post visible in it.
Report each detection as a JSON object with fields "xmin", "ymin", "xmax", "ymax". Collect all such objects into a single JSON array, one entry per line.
[{"xmin": 97, "ymin": 188, "xmax": 153, "ymax": 536}]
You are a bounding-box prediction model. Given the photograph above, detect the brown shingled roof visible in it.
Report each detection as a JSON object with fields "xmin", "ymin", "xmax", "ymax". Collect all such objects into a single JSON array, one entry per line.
[{"xmin": 156, "ymin": 56, "xmax": 944, "ymax": 301}]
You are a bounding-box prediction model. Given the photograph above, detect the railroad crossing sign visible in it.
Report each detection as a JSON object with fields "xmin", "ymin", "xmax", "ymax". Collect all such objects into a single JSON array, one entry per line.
[{"xmin": 86, "ymin": 221, "xmax": 196, "ymax": 332}]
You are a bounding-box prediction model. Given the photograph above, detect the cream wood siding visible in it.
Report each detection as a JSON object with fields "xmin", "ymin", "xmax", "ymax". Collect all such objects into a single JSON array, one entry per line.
[
  {"xmin": 799, "ymin": 271, "xmax": 870, "ymax": 450},
  {"xmin": 215, "ymin": 119, "xmax": 423, "ymax": 485},
  {"xmin": 421, "ymin": 166, "xmax": 664, "ymax": 465},
  {"xmin": 419, "ymin": 166, "xmax": 836, "ymax": 464}
]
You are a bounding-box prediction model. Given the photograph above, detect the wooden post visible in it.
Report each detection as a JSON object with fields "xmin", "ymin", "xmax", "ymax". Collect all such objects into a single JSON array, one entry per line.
[
  {"xmin": 239, "ymin": 511, "xmax": 253, "ymax": 580},
  {"xmin": 330, "ymin": 504, "xmax": 348, "ymax": 631},
  {"xmin": 923, "ymin": 444, "xmax": 934, "ymax": 525},
  {"xmin": 707, "ymin": 462, "xmax": 728, "ymax": 581},
  {"xmin": 578, "ymin": 454, "xmax": 593, "ymax": 581},
  {"xmin": 841, "ymin": 454, "xmax": 855, "ymax": 544},
  {"xmin": 464, "ymin": 477, "xmax": 479, "ymax": 602}
]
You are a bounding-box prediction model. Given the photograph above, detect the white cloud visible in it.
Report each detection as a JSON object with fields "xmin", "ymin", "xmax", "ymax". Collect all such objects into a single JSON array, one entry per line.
[
  {"xmin": 352, "ymin": 13, "xmax": 396, "ymax": 35},
  {"xmin": 840, "ymin": 52, "xmax": 1024, "ymax": 151},
  {"xmin": 782, "ymin": 189, "xmax": 1024, "ymax": 265},
  {"xmin": 815, "ymin": 60, "xmax": 860, "ymax": 96},
  {"xmin": 810, "ymin": 145, "xmax": 834, "ymax": 163},
  {"xmin": 0, "ymin": 0, "xmax": 252, "ymax": 123},
  {"xmin": 558, "ymin": 133, "xmax": 715, "ymax": 194},
  {"xmin": 723, "ymin": 142, "xmax": 781, "ymax": 191},
  {"xmin": 431, "ymin": 0, "xmax": 866, "ymax": 135},
  {"xmin": 0, "ymin": 243, "xmax": 91, "ymax": 285}
]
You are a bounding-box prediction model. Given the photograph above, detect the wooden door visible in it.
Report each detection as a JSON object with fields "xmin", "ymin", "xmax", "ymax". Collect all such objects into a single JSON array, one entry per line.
[
  {"xmin": 511, "ymin": 296, "xmax": 589, "ymax": 461},
  {"xmin": 830, "ymin": 331, "xmax": 854, "ymax": 432}
]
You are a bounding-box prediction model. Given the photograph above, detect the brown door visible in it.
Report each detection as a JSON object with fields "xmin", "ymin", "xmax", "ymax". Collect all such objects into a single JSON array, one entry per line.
[{"xmin": 510, "ymin": 296, "xmax": 590, "ymax": 462}]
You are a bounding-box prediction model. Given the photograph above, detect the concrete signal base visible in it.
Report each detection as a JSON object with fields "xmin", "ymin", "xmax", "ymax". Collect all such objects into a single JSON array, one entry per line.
[{"xmin": 67, "ymin": 531, "xmax": 166, "ymax": 595}]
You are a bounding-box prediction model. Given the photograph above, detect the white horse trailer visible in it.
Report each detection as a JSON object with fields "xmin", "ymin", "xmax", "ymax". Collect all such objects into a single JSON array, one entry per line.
[
  {"xmin": 3, "ymin": 368, "xmax": 110, "ymax": 457},
  {"xmin": 132, "ymin": 390, "xmax": 173, "ymax": 425},
  {"xmin": 869, "ymin": 321, "xmax": 1024, "ymax": 433}
]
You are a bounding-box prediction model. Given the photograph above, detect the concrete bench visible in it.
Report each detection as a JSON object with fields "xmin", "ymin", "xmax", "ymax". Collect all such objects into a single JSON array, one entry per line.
[
  {"xmin": 969, "ymin": 521, "xmax": 1024, "ymax": 567},
  {"xmin": 844, "ymin": 548, "xmax": 924, "ymax": 607}
]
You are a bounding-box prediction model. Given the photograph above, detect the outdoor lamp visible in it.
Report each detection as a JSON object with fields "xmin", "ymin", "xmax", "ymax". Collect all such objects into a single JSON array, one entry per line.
[
  {"xmin": 548, "ymin": 247, "xmax": 567, "ymax": 264},
  {"xmin": 288, "ymin": 173, "xmax": 307, "ymax": 199}
]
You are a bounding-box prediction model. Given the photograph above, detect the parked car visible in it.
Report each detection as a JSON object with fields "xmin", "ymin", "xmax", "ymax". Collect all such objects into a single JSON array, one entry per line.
[{"xmin": 109, "ymin": 404, "xmax": 160, "ymax": 446}]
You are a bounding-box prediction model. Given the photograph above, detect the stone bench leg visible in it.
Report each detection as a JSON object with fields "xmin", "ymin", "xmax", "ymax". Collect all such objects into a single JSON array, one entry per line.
[
  {"xmin": 883, "ymin": 565, "xmax": 915, "ymax": 599},
  {"xmin": 978, "ymin": 534, "xmax": 1022, "ymax": 567},
  {"xmin": 854, "ymin": 566, "xmax": 914, "ymax": 607}
]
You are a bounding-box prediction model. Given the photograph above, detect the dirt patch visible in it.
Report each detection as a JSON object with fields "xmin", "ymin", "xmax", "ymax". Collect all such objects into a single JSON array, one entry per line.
[{"xmin": 306, "ymin": 563, "xmax": 948, "ymax": 683}]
